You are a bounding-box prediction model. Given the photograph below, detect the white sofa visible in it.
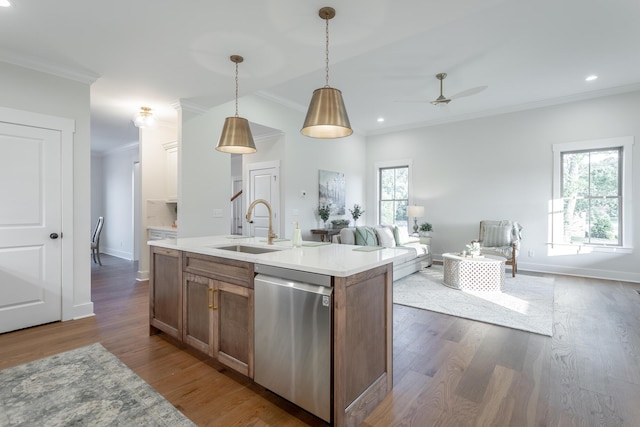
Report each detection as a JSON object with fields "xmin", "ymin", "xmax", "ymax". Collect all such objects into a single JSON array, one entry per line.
[{"xmin": 332, "ymin": 225, "xmax": 432, "ymax": 280}]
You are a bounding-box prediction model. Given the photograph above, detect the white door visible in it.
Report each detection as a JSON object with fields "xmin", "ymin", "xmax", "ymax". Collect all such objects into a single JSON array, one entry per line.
[
  {"xmin": 0, "ymin": 122, "xmax": 62, "ymax": 333},
  {"xmin": 247, "ymin": 164, "xmax": 279, "ymax": 238}
]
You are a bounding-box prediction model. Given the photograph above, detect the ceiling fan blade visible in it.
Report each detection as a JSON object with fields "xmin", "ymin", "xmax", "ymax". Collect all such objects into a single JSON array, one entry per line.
[
  {"xmin": 394, "ymin": 99, "xmax": 431, "ymax": 103},
  {"xmin": 450, "ymin": 85, "xmax": 488, "ymax": 100}
]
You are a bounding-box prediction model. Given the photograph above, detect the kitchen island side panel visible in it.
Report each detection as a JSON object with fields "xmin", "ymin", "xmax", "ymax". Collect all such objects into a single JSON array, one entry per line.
[{"xmin": 334, "ymin": 263, "xmax": 393, "ymax": 427}]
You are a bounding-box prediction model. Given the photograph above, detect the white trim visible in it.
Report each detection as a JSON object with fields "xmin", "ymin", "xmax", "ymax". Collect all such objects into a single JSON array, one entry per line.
[
  {"xmin": 245, "ymin": 160, "xmax": 281, "ymax": 237},
  {"xmin": 72, "ymin": 303, "xmax": 96, "ymax": 320},
  {"xmin": 551, "ymin": 136, "xmax": 634, "ymax": 252},
  {"xmin": 0, "ymin": 48, "xmax": 99, "ymax": 84},
  {"xmin": 374, "ymin": 159, "xmax": 414, "ymax": 226}
]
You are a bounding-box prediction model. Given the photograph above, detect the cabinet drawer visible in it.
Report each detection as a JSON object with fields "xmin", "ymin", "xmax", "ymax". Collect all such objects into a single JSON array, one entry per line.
[{"xmin": 183, "ymin": 252, "xmax": 254, "ymax": 288}]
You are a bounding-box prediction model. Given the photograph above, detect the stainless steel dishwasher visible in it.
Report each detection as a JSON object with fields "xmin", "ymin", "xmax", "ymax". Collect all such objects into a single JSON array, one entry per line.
[{"xmin": 254, "ymin": 264, "xmax": 333, "ymax": 422}]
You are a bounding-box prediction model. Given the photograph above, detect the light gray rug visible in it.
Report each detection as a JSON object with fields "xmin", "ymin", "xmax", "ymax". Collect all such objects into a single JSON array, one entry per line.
[
  {"xmin": 394, "ymin": 266, "xmax": 554, "ymax": 336},
  {"xmin": 0, "ymin": 343, "xmax": 195, "ymax": 426}
]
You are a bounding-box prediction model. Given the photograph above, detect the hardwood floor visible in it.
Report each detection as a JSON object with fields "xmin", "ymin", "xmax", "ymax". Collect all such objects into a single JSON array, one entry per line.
[{"xmin": 1, "ymin": 255, "xmax": 639, "ymax": 426}]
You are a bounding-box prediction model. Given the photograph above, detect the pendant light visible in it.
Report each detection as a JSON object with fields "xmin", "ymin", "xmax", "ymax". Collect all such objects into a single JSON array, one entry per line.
[
  {"xmin": 216, "ymin": 55, "xmax": 256, "ymax": 154},
  {"xmin": 301, "ymin": 7, "xmax": 352, "ymax": 139}
]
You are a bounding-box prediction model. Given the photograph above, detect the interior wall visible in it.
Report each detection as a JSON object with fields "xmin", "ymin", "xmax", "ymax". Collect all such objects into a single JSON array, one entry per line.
[
  {"xmin": 90, "ymin": 153, "xmax": 104, "ymax": 228},
  {"xmin": 138, "ymin": 123, "xmax": 177, "ymax": 280},
  {"xmin": 180, "ymin": 94, "xmax": 367, "ymax": 241},
  {"xmin": 0, "ymin": 61, "xmax": 93, "ymax": 317},
  {"xmin": 100, "ymin": 144, "xmax": 139, "ymax": 260},
  {"xmin": 367, "ymin": 90, "xmax": 640, "ymax": 282}
]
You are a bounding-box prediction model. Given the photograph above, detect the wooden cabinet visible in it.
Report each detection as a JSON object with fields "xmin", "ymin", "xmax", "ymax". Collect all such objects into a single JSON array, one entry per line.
[
  {"xmin": 181, "ymin": 252, "xmax": 254, "ymax": 378},
  {"xmin": 182, "ymin": 273, "xmax": 214, "ymax": 355},
  {"xmin": 212, "ymin": 279, "xmax": 253, "ymax": 377},
  {"xmin": 149, "ymin": 246, "xmax": 182, "ymax": 339}
]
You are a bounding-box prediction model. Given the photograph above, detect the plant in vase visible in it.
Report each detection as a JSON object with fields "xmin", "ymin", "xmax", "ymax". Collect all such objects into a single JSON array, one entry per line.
[
  {"xmin": 318, "ymin": 204, "xmax": 331, "ymax": 229},
  {"xmin": 465, "ymin": 241, "xmax": 481, "ymax": 257},
  {"xmin": 331, "ymin": 219, "xmax": 350, "ymax": 229},
  {"xmin": 349, "ymin": 204, "xmax": 364, "ymax": 226},
  {"xmin": 418, "ymin": 222, "xmax": 432, "ymax": 236}
]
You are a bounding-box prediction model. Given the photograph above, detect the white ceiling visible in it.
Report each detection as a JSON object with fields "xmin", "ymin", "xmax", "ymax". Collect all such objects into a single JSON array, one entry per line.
[{"xmin": 1, "ymin": 0, "xmax": 639, "ymax": 153}]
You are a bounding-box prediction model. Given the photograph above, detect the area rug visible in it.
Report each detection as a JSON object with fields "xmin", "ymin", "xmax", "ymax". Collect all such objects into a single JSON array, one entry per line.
[
  {"xmin": 0, "ymin": 343, "xmax": 195, "ymax": 426},
  {"xmin": 394, "ymin": 266, "xmax": 554, "ymax": 336}
]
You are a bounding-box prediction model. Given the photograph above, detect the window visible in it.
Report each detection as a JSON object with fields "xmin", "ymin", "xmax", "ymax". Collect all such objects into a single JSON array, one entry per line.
[
  {"xmin": 378, "ymin": 164, "xmax": 409, "ymax": 227},
  {"xmin": 552, "ymin": 136, "xmax": 633, "ymax": 252}
]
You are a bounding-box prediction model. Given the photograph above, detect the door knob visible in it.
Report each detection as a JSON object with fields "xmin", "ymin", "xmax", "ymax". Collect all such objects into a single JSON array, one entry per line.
[{"xmin": 50, "ymin": 233, "xmax": 59, "ymax": 239}]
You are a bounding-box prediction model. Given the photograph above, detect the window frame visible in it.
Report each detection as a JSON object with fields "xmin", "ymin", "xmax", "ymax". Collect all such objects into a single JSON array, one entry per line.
[
  {"xmin": 375, "ymin": 159, "xmax": 413, "ymax": 229},
  {"xmin": 552, "ymin": 136, "xmax": 633, "ymax": 253}
]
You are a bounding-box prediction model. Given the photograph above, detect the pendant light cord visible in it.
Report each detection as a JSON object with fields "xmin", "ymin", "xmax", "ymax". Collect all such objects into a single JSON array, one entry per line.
[
  {"xmin": 324, "ymin": 15, "xmax": 330, "ymax": 88},
  {"xmin": 235, "ymin": 60, "xmax": 239, "ymax": 117}
]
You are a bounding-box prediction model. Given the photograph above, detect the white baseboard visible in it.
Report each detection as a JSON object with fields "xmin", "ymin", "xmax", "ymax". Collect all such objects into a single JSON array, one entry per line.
[
  {"xmin": 72, "ymin": 302, "xmax": 95, "ymax": 320},
  {"xmin": 102, "ymin": 247, "xmax": 134, "ymax": 260},
  {"xmin": 518, "ymin": 262, "xmax": 640, "ymax": 283},
  {"xmin": 137, "ymin": 270, "xmax": 149, "ymax": 281}
]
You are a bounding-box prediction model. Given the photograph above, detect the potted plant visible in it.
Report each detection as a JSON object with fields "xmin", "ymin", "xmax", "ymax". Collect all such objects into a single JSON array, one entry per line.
[
  {"xmin": 419, "ymin": 222, "xmax": 433, "ymax": 237},
  {"xmin": 318, "ymin": 204, "xmax": 331, "ymax": 228},
  {"xmin": 331, "ymin": 219, "xmax": 350, "ymax": 229},
  {"xmin": 349, "ymin": 204, "xmax": 364, "ymax": 226}
]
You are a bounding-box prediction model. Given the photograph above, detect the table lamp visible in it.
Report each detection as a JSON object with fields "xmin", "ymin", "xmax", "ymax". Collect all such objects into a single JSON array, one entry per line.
[{"xmin": 407, "ymin": 205, "xmax": 424, "ymax": 234}]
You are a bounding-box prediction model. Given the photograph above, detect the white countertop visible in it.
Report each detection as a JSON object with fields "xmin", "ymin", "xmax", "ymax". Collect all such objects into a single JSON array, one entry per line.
[
  {"xmin": 147, "ymin": 226, "xmax": 178, "ymax": 232},
  {"xmin": 148, "ymin": 235, "xmax": 414, "ymax": 277}
]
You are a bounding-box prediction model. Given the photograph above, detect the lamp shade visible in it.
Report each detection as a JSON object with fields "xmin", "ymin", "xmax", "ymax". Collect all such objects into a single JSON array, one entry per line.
[
  {"xmin": 216, "ymin": 116, "xmax": 256, "ymax": 154},
  {"xmin": 301, "ymin": 87, "xmax": 352, "ymax": 138},
  {"xmin": 407, "ymin": 205, "xmax": 424, "ymax": 218}
]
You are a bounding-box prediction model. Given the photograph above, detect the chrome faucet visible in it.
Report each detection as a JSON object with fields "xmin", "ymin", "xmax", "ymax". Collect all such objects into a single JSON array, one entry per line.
[{"xmin": 246, "ymin": 199, "xmax": 277, "ymax": 245}]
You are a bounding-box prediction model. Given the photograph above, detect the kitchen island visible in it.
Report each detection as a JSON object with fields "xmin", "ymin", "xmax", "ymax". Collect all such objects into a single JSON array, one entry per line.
[{"xmin": 148, "ymin": 236, "xmax": 412, "ymax": 427}]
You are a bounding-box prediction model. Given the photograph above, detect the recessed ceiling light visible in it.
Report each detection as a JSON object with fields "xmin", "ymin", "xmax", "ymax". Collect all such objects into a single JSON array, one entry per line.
[
  {"xmin": 0, "ymin": 0, "xmax": 11, "ymax": 7},
  {"xmin": 377, "ymin": 117, "xmax": 384, "ymax": 123},
  {"xmin": 585, "ymin": 75, "xmax": 598, "ymax": 81}
]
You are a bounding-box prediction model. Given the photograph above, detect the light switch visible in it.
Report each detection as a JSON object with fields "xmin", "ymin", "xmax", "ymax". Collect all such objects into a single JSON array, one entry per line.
[{"xmin": 212, "ymin": 209, "xmax": 223, "ymax": 218}]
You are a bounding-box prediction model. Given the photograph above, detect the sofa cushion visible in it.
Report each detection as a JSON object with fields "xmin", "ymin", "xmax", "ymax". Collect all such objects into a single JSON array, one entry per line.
[
  {"xmin": 375, "ymin": 225, "xmax": 396, "ymax": 248},
  {"xmin": 482, "ymin": 224, "xmax": 512, "ymax": 247},
  {"xmin": 339, "ymin": 227, "xmax": 356, "ymax": 245},
  {"xmin": 355, "ymin": 226, "xmax": 378, "ymax": 246}
]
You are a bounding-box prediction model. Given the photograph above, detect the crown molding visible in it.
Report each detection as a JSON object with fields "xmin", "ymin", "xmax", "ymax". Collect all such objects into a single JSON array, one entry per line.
[
  {"xmin": 92, "ymin": 141, "xmax": 139, "ymax": 157},
  {"xmin": 0, "ymin": 48, "xmax": 99, "ymax": 84},
  {"xmin": 171, "ymin": 99, "xmax": 210, "ymax": 115},
  {"xmin": 254, "ymin": 90, "xmax": 307, "ymax": 113}
]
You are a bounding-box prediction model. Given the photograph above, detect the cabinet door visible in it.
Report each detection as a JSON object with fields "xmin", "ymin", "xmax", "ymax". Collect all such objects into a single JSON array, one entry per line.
[
  {"xmin": 149, "ymin": 247, "xmax": 182, "ymax": 339},
  {"xmin": 213, "ymin": 280, "xmax": 254, "ymax": 378},
  {"xmin": 183, "ymin": 273, "xmax": 214, "ymax": 356}
]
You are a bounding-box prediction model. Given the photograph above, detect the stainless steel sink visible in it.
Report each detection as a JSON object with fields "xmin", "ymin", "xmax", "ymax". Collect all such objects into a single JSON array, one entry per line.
[{"xmin": 213, "ymin": 245, "xmax": 282, "ymax": 254}]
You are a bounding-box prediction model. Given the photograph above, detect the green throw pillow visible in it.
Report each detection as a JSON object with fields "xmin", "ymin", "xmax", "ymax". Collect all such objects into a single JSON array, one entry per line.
[{"xmin": 355, "ymin": 226, "xmax": 378, "ymax": 246}]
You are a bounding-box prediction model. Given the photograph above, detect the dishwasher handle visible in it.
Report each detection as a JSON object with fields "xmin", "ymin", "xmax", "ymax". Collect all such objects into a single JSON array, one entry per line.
[{"xmin": 254, "ymin": 274, "xmax": 333, "ymax": 297}]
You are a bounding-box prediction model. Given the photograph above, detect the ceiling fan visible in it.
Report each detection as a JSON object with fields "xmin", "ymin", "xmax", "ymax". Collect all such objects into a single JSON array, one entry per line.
[
  {"xmin": 395, "ymin": 72, "xmax": 487, "ymax": 105},
  {"xmin": 431, "ymin": 73, "xmax": 451, "ymax": 105}
]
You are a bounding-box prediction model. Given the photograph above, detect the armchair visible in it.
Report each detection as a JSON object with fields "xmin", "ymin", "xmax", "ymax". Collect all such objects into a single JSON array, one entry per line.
[{"xmin": 476, "ymin": 220, "xmax": 522, "ymax": 277}]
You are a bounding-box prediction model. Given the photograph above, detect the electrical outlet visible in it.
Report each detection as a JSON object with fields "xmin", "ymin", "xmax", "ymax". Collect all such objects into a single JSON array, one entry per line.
[
  {"xmin": 212, "ymin": 209, "xmax": 223, "ymax": 218},
  {"xmin": 292, "ymin": 209, "xmax": 299, "ymax": 216},
  {"xmin": 528, "ymin": 250, "xmax": 534, "ymax": 257}
]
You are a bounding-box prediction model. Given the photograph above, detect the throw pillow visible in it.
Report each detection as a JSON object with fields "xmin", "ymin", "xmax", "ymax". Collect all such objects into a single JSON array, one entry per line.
[
  {"xmin": 355, "ymin": 226, "xmax": 378, "ymax": 246},
  {"xmin": 482, "ymin": 224, "xmax": 512, "ymax": 247},
  {"xmin": 375, "ymin": 226, "xmax": 396, "ymax": 248},
  {"xmin": 395, "ymin": 226, "xmax": 411, "ymax": 245},
  {"xmin": 392, "ymin": 225, "xmax": 401, "ymax": 246}
]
